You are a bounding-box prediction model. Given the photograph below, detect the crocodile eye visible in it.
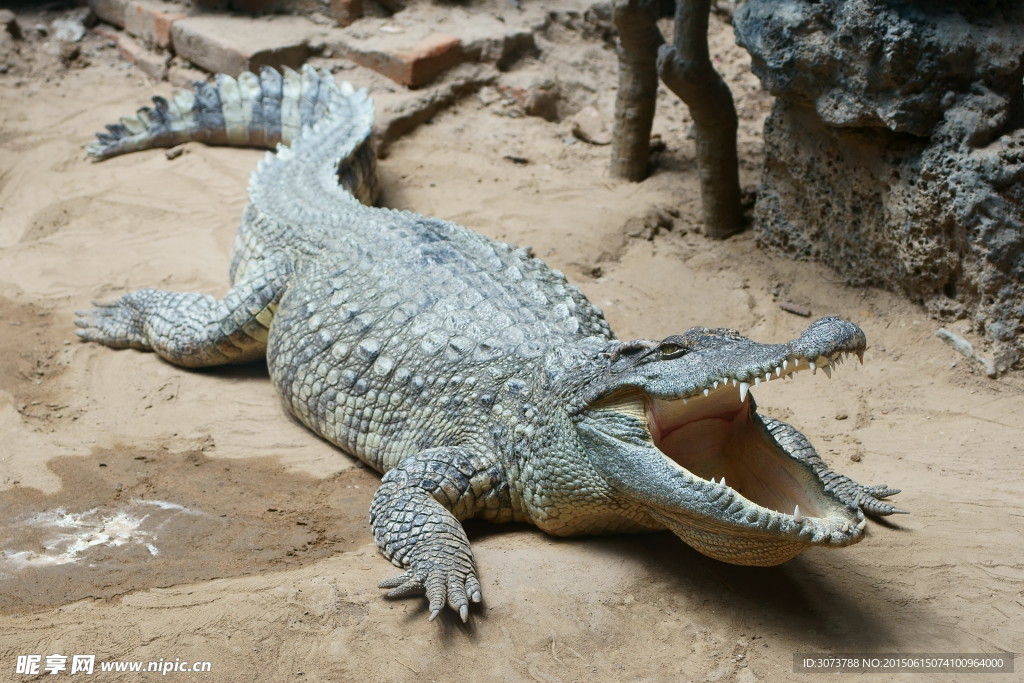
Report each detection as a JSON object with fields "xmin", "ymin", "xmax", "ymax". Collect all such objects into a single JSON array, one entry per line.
[{"xmin": 659, "ymin": 342, "xmax": 687, "ymax": 359}]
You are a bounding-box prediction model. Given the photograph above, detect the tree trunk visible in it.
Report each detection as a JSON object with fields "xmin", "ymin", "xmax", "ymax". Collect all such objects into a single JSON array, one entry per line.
[
  {"xmin": 609, "ymin": 0, "xmax": 664, "ymax": 181},
  {"xmin": 658, "ymin": 0, "xmax": 743, "ymax": 238}
]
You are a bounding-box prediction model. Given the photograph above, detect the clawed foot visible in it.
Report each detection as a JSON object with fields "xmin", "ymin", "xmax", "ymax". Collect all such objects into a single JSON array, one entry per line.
[
  {"xmin": 74, "ymin": 295, "xmax": 148, "ymax": 349},
  {"xmin": 379, "ymin": 560, "xmax": 483, "ymax": 623},
  {"xmin": 852, "ymin": 483, "xmax": 907, "ymax": 516}
]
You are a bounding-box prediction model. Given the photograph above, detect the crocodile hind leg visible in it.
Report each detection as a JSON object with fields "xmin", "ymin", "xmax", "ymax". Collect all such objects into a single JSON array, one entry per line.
[
  {"xmin": 370, "ymin": 447, "xmax": 513, "ymax": 622},
  {"xmin": 75, "ymin": 257, "xmax": 292, "ymax": 367}
]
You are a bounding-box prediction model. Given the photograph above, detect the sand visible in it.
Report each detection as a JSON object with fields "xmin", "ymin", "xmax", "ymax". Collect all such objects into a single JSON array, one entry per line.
[{"xmin": 1, "ymin": 7, "xmax": 1022, "ymax": 682}]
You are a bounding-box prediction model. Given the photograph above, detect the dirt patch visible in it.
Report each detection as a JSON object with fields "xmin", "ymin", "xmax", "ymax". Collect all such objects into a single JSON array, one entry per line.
[{"xmin": 0, "ymin": 446, "xmax": 378, "ymax": 614}]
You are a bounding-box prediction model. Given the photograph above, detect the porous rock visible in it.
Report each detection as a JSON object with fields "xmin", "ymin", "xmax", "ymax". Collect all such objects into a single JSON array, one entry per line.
[{"xmin": 734, "ymin": 0, "xmax": 1024, "ymax": 370}]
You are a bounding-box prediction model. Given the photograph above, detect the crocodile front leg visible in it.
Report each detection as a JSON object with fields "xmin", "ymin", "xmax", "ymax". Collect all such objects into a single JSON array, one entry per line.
[
  {"xmin": 75, "ymin": 257, "xmax": 292, "ymax": 367},
  {"xmin": 370, "ymin": 447, "xmax": 512, "ymax": 622},
  {"xmin": 761, "ymin": 416, "xmax": 907, "ymax": 516}
]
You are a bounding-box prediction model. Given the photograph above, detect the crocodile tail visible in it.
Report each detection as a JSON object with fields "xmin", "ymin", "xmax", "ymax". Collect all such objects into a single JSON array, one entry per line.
[{"xmin": 87, "ymin": 65, "xmax": 347, "ymax": 161}]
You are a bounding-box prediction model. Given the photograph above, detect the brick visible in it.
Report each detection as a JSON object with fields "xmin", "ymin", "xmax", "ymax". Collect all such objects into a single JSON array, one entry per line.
[
  {"xmin": 89, "ymin": 0, "xmax": 131, "ymax": 28},
  {"xmin": 170, "ymin": 15, "xmax": 313, "ymax": 76},
  {"xmin": 464, "ymin": 30, "xmax": 537, "ymax": 70},
  {"xmin": 341, "ymin": 33, "xmax": 463, "ymax": 88},
  {"xmin": 92, "ymin": 23, "xmax": 119, "ymax": 40},
  {"xmin": 116, "ymin": 31, "xmax": 171, "ymax": 80},
  {"xmin": 124, "ymin": 1, "xmax": 186, "ymax": 49}
]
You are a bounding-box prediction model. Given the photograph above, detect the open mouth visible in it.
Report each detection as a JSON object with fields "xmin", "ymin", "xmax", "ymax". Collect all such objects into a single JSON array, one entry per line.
[
  {"xmin": 579, "ymin": 318, "xmax": 903, "ymax": 565},
  {"xmin": 650, "ymin": 388, "xmax": 828, "ymax": 520},
  {"xmin": 642, "ymin": 350, "xmax": 866, "ymax": 537}
]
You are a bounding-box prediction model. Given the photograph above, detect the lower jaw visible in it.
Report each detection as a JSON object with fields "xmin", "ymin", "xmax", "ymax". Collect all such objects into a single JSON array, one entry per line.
[
  {"xmin": 650, "ymin": 406, "xmax": 868, "ymax": 560},
  {"xmin": 647, "ymin": 508, "xmax": 815, "ymax": 566}
]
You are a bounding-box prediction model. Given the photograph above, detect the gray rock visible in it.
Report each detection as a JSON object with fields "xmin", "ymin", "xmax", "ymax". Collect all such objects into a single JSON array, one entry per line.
[
  {"xmin": 52, "ymin": 7, "xmax": 94, "ymax": 44},
  {"xmin": 735, "ymin": 0, "xmax": 1024, "ymax": 371}
]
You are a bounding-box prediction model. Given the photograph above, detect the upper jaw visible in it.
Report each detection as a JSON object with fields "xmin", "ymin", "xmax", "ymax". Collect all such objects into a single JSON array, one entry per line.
[{"xmin": 640, "ymin": 316, "xmax": 868, "ymax": 405}]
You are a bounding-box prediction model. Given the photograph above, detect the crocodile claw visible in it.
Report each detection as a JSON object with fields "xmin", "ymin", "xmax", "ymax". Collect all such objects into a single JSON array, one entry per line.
[
  {"xmin": 855, "ymin": 484, "xmax": 908, "ymax": 516},
  {"xmin": 379, "ymin": 563, "xmax": 482, "ymax": 623},
  {"xmin": 74, "ymin": 295, "xmax": 148, "ymax": 349}
]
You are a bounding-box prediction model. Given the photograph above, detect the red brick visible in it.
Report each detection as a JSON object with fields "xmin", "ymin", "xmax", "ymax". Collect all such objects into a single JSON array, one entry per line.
[
  {"xmin": 116, "ymin": 31, "xmax": 171, "ymax": 80},
  {"xmin": 170, "ymin": 15, "xmax": 313, "ymax": 76},
  {"xmin": 124, "ymin": 1, "xmax": 186, "ymax": 49},
  {"xmin": 89, "ymin": 0, "xmax": 131, "ymax": 28},
  {"xmin": 344, "ymin": 34, "xmax": 462, "ymax": 88}
]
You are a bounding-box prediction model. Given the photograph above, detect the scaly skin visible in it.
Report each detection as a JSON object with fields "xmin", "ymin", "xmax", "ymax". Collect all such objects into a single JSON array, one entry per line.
[{"xmin": 77, "ymin": 66, "xmax": 904, "ymax": 622}]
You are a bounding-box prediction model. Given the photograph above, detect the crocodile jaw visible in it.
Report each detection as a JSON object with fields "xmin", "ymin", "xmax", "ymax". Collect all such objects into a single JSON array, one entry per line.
[
  {"xmin": 646, "ymin": 385, "xmax": 864, "ymax": 566},
  {"xmin": 582, "ymin": 352, "xmax": 867, "ymax": 567}
]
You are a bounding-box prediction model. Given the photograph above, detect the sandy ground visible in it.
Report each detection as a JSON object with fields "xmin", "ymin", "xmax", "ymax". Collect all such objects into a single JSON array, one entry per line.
[{"xmin": 1, "ymin": 6, "xmax": 1022, "ymax": 682}]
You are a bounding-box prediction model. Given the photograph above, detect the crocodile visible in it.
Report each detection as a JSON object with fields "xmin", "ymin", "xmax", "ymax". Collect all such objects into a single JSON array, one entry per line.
[{"xmin": 77, "ymin": 65, "xmax": 904, "ymax": 622}]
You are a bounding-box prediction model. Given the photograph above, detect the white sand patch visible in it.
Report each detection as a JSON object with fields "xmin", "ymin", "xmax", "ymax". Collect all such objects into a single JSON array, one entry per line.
[{"xmin": 1, "ymin": 500, "xmax": 202, "ymax": 570}]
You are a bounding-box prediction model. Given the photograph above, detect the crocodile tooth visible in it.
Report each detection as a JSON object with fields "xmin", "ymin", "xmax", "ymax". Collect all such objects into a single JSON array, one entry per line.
[
  {"xmin": 782, "ymin": 359, "xmax": 789, "ymax": 371},
  {"xmin": 731, "ymin": 378, "xmax": 738, "ymax": 387},
  {"xmin": 703, "ymin": 388, "xmax": 710, "ymax": 397},
  {"xmin": 822, "ymin": 364, "xmax": 832, "ymax": 379},
  {"xmin": 794, "ymin": 357, "xmax": 801, "ymax": 367},
  {"xmin": 841, "ymin": 521, "xmax": 851, "ymax": 533},
  {"xmin": 792, "ymin": 505, "xmax": 802, "ymax": 523},
  {"xmin": 856, "ymin": 350, "xmax": 864, "ymax": 364},
  {"xmin": 809, "ymin": 360, "xmax": 817, "ymax": 374},
  {"xmin": 738, "ymin": 382, "xmax": 750, "ymax": 402},
  {"xmin": 713, "ymin": 381, "xmax": 719, "ymax": 390},
  {"xmin": 754, "ymin": 376, "xmax": 761, "ymax": 387},
  {"xmin": 764, "ymin": 371, "xmax": 771, "ymax": 382},
  {"xmin": 856, "ymin": 518, "xmax": 867, "ymax": 531},
  {"xmin": 775, "ymin": 366, "xmax": 782, "ymax": 377},
  {"xmin": 682, "ymin": 397, "xmax": 688, "ymax": 405}
]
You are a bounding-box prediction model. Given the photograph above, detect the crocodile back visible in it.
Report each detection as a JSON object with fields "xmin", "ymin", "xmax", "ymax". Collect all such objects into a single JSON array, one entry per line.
[{"xmin": 249, "ymin": 75, "xmax": 614, "ymax": 471}]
